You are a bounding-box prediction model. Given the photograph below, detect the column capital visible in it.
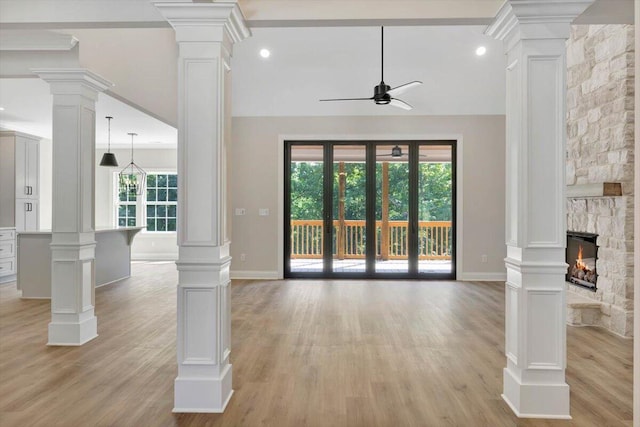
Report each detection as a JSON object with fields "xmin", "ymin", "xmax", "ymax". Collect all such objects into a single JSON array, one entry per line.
[
  {"xmin": 152, "ymin": 1, "xmax": 250, "ymax": 45},
  {"xmin": 32, "ymin": 68, "xmax": 113, "ymax": 98},
  {"xmin": 486, "ymin": 0, "xmax": 594, "ymax": 45}
]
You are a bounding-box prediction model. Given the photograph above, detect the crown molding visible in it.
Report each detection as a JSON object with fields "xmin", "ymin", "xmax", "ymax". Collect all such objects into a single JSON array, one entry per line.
[
  {"xmin": 0, "ymin": 30, "xmax": 78, "ymax": 51},
  {"xmin": 0, "ymin": 129, "xmax": 42, "ymax": 141}
]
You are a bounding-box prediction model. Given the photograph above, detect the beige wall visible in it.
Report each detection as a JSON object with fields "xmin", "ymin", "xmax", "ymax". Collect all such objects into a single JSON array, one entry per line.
[{"xmin": 230, "ymin": 115, "xmax": 506, "ymax": 279}]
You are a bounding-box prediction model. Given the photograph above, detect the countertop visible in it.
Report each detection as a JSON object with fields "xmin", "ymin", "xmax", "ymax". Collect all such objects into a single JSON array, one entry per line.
[{"xmin": 17, "ymin": 226, "xmax": 145, "ymax": 235}]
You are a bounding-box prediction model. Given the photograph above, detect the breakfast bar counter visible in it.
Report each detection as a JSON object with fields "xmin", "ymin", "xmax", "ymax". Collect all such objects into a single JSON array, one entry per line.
[{"xmin": 16, "ymin": 227, "xmax": 143, "ymax": 298}]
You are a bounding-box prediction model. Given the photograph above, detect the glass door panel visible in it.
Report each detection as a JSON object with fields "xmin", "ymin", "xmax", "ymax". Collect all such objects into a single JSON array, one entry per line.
[
  {"xmin": 286, "ymin": 140, "xmax": 455, "ymax": 279},
  {"xmin": 418, "ymin": 145, "xmax": 454, "ymax": 274},
  {"xmin": 375, "ymin": 144, "xmax": 410, "ymax": 274},
  {"xmin": 289, "ymin": 145, "xmax": 324, "ymax": 273},
  {"xmin": 332, "ymin": 145, "xmax": 367, "ymax": 273}
]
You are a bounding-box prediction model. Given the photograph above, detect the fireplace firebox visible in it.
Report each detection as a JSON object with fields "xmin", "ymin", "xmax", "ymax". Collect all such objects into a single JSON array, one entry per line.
[{"xmin": 566, "ymin": 231, "xmax": 598, "ymax": 291}]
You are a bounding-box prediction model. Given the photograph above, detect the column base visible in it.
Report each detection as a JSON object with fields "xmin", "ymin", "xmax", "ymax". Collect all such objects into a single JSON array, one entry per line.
[
  {"xmin": 47, "ymin": 315, "xmax": 97, "ymax": 346},
  {"xmin": 173, "ymin": 363, "xmax": 233, "ymax": 413},
  {"xmin": 502, "ymin": 368, "xmax": 571, "ymax": 419}
]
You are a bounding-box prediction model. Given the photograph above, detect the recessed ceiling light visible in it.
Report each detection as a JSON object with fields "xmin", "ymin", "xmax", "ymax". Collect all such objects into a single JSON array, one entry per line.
[
  {"xmin": 259, "ymin": 48, "xmax": 271, "ymax": 59},
  {"xmin": 0, "ymin": 107, "xmax": 5, "ymax": 111},
  {"xmin": 475, "ymin": 46, "xmax": 487, "ymax": 56}
]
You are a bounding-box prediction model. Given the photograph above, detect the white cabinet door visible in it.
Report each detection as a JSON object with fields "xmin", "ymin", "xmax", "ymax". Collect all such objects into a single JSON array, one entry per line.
[
  {"xmin": 14, "ymin": 139, "xmax": 28, "ymax": 198},
  {"xmin": 14, "ymin": 138, "xmax": 39, "ymax": 200},
  {"xmin": 15, "ymin": 136, "xmax": 40, "ymax": 199},
  {"xmin": 15, "ymin": 200, "xmax": 26, "ymax": 232},
  {"xmin": 26, "ymin": 139, "xmax": 39, "ymax": 199},
  {"xmin": 15, "ymin": 199, "xmax": 38, "ymax": 232},
  {"xmin": 26, "ymin": 200, "xmax": 39, "ymax": 231}
]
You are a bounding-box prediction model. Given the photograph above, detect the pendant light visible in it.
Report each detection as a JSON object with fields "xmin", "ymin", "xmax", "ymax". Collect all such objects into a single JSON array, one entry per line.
[
  {"xmin": 118, "ymin": 132, "xmax": 147, "ymax": 196},
  {"xmin": 99, "ymin": 116, "xmax": 119, "ymax": 167}
]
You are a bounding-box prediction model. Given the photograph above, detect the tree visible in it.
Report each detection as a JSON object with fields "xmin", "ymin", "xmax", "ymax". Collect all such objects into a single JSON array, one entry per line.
[
  {"xmin": 418, "ymin": 162, "xmax": 452, "ymax": 221},
  {"xmin": 290, "ymin": 160, "xmax": 452, "ymax": 221},
  {"xmin": 290, "ymin": 162, "xmax": 323, "ymax": 219}
]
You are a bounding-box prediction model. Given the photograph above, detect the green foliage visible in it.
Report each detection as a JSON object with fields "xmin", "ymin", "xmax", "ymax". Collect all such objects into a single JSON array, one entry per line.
[
  {"xmin": 418, "ymin": 163, "xmax": 452, "ymax": 221},
  {"xmin": 333, "ymin": 163, "xmax": 367, "ymax": 220},
  {"xmin": 290, "ymin": 162, "xmax": 324, "ymax": 219},
  {"xmin": 289, "ymin": 161, "xmax": 452, "ymax": 221},
  {"xmin": 376, "ymin": 163, "xmax": 409, "ymax": 220}
]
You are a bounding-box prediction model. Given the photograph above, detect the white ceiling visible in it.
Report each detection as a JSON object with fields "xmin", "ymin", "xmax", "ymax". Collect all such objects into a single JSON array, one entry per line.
[
  {"xmin": 0, "ymin": 25, "xmax": 506, "ymax": 143},
  {"xmin": 0, "ymin": 77, "xmax": 177, "ymax": 147},
  {"xmin": 231, "ymin": 26, "xmax": 506, "ymax": 117},
  {"xmin": 0, "ymin": 1, "xmax": 630, "ymax": 146}
]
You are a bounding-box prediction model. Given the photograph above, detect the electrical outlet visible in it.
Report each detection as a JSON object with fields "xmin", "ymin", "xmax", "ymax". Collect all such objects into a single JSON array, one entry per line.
[
  {"xmin": 240, "ymin": 253, "xmax": 246, "ymax": 261},
  {"xmin": 235, "ymin": 208, "xmax": 246, "ymax": 216},
  {"xmin": 481, "ymin": 254, "xmax": 488, "ymax": 263}
]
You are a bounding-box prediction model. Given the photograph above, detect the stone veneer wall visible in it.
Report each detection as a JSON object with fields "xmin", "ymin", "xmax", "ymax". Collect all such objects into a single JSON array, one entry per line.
[{"xmin": 566, "ymin": 25, "xmax": 635, "ymax": 337}]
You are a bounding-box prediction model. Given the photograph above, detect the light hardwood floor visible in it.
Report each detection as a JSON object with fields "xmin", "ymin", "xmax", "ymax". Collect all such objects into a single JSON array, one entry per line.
[{"xmin": 0, "ymin": 262, "xmax": 632, "ymax": 426}]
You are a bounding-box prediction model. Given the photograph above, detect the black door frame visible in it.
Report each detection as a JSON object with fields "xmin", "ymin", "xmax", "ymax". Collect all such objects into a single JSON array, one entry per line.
[{"xmin": 284, "ymin": 140, "xmax": 456, "ymax": 280}]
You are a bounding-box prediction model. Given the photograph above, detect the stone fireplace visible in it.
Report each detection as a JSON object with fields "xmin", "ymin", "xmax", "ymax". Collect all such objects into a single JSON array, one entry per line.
[
  {"xmin": 566, "ymin": 24, "xmax": 634, "ymax": 338},
  {"xmin": 566, "ymin": 231, "xmax": 598, "ymax": 291}
]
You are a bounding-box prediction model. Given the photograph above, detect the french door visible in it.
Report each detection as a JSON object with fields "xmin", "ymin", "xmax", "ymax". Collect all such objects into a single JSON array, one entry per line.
[{"xmin": 284, "ymin": 140, "xmax": 456, "ymax": 279}]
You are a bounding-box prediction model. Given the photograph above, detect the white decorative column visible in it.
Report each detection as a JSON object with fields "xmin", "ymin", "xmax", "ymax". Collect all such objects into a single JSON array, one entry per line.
[
  {"xmin": 152, "ymin": 1, "xmax": 250, "ymax": 413},
  {"xmin": 486, "ymin": 0, "xmax": 593, "ymax": 419},
  {"xmin": 33, "ymin": 69, "xmax": 112, "ymax": 346}
]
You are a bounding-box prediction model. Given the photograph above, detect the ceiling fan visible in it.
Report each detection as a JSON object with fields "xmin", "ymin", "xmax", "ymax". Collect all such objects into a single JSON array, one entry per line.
[
  {"xmin": 376, "ymin": 145, "xmax": 429, "ymax": 159},
  {"xmin": 320, "ymin": 26, "xmax": 422, "ymax": 111}
]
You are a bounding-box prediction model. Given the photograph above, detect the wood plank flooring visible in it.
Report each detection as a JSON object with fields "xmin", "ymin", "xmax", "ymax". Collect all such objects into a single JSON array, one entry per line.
[{"xmin": 0, "ymin": 262, "xmax": 633, "ymax": 426}]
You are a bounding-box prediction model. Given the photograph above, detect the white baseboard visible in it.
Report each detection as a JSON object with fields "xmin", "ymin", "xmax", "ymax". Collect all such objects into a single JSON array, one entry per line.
[
  {"xmin": 132, "ymin": 253, "xmax": 178, "ymax": 261},
  {"xmin": 96, "ymin": 275, "xmax": 129, "ymax": 288},
  {"xmin": 231, "ymin": 270, "xmax": 279, "ymax": 280},
  {"xmin": 458, "ymin": 272, "xmax": 507, "ymax": 281}
]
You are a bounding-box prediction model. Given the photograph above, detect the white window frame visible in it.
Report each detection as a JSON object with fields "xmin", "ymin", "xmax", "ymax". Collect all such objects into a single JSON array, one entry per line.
[{"xmin": 113, "ymin": 169, "xmax": 178, "ymax": 234}]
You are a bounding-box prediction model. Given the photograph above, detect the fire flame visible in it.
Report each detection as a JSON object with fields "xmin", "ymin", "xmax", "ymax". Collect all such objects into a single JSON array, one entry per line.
[{"xmin": 576, "ymin": 245, "xmax": 590, "ymax": 271}]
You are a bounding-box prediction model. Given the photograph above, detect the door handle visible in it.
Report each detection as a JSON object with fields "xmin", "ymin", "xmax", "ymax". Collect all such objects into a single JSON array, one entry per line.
[
  {"xmin": 25, "ymin": 186, "xmax": 29, "ymax": 195},
  {"xmin": 29, "ymin": 186, "xmax": 32, "ymax": 195}
]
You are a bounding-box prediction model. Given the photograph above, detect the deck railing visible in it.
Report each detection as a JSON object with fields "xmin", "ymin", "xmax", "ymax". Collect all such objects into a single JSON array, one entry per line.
[{"xmin": 290, "ymin": 220, "xmax": 452, "ymax": 260}]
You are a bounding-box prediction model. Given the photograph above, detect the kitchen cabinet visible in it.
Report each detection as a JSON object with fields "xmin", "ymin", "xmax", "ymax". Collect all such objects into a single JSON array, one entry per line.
[
  {"xmin": 0, "ymin": 227, "xmax": 16, "ymax": 284},
  {"xmin": 0, "ymin": 131, "xmax": 41, "ymax": 231}
]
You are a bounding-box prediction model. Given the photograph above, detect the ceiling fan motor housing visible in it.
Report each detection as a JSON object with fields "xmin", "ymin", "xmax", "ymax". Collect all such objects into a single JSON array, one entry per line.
[{"xmin": 374, "ymin": 82, "xmax": 391, "ymax": 104}]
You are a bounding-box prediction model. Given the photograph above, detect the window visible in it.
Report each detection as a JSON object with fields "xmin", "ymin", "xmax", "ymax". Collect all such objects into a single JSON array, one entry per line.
[
  {"xmin": 117, "ymin": 182, "xmax": 137, "ymax": 227},
  {"xmin": 115, "ymin": 172, "xmax": 178, "ymax": 232},
  {"xmin": 146, "ymin": 173, "xmax": 178, "ymax": 232}
]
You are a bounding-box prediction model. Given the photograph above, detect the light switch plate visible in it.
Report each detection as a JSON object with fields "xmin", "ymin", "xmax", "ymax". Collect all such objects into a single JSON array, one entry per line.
[
  {"xmin": 259, "ymin": 208, "xmax": 269, "ymax": 216},
  {"xmin": 235, "ymin": 208, "xmax": 246, "ymax": 216}
]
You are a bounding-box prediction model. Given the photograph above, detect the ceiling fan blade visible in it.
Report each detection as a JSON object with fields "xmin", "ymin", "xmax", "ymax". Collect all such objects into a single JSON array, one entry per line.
[
  {"xmin": 320, "ymin": 97, "xmax": 373, "ymax": 102},
  {"xmin": 387, "ymin": 81, "xmax": 422, "ymax": 96},
  {"xmin": 389, "ymin": 98, "xmax": 413, "ymax": 111}
]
